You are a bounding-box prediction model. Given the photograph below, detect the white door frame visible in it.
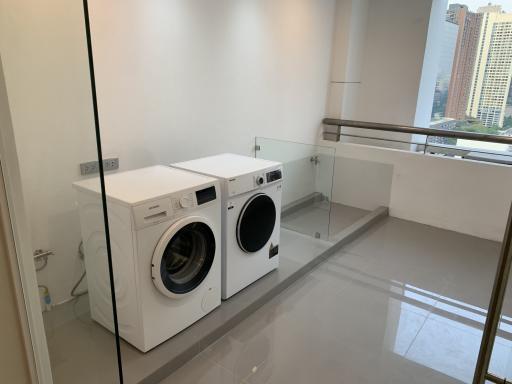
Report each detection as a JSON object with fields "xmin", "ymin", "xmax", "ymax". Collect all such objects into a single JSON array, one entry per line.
[
  {"xmin": 0, "ymin": 163, "xmax": 38, "ymax": 383},
  {"xmin": 0, "ymin": 55, "xmax": 53, "ymax": 384}
]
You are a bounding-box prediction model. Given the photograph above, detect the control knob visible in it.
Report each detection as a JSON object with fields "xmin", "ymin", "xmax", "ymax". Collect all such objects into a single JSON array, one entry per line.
[
  {"xmin": 256, "ymin": 176, "xmax": 265, "ymax": 186},
  {"xmin": 179, "ymin": 194, "xmax": 194, "ymax": 208}
]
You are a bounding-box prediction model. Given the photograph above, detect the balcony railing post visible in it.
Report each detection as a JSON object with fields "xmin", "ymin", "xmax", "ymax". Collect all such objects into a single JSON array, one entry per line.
[{"xmin": 473, "ymin": 202, "xmax": 512, "ymax": 384}]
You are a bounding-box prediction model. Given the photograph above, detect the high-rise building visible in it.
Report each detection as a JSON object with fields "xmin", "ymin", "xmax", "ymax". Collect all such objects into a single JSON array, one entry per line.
[
  {"xmin": 445, "ymin": 5, "xmax": 482, "ymax": 120},
  {"xmin": 446, "ymin": 3, "xmax": 467, "ymax": 23},
  {"xmin": 431, "ymin": 19, "xmax": 459, "ymax": 119},
  {"xmin": 467, "ymin": 5, "xmax": 512, "ymax": 128}
]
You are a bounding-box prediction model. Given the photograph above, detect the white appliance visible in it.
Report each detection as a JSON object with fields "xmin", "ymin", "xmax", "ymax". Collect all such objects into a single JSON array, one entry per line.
[
  {"xmin": 72, "ymin": 166, "xmax": 221, "ymax": 352},
  {"xmin": 172, "ymin": 154, "xmax": 283, "ymax": 299}
]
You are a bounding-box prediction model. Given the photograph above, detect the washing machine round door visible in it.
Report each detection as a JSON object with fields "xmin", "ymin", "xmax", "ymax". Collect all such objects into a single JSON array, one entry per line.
[
  {"xmin": 152, "ymin": 216, "xmax": 216, "ymax": 298},
  {"xmin": 237, "ymin": 193, "xmax": 276, "ymax": 253}
]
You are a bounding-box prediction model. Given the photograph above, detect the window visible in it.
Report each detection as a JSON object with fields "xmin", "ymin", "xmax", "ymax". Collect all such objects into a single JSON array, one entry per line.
[{"xmin": 430, "ymin": 1, "xmax": 512, "ymax": 148}]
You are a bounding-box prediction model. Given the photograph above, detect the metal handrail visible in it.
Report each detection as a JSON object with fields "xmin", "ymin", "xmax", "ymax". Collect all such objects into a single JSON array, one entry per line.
[
  {"xmin": 473, "ymin": 203, "xmax": 512, "ymax": 384},
  {"xmin": 323, "ymin": 118, "xmax": 512, "ymax": 146}
]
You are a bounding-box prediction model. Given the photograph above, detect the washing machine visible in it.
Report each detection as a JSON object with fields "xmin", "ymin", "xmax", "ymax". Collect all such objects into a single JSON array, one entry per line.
[
  {"xmin": 172, "ymin": 154, "xmax": 283, "ymax": 299},
  {"xmin": 72, "ymin": 165, "xmax": 221, "ymax": 352}
]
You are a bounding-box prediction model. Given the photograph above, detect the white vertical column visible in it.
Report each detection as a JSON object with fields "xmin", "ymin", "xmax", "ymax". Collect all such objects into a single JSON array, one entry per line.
[
  {"xmin": 326, "ymin": 0, "xmax": 369, "ymax": 120},
  {"xmin": 414, "ymin": 0, "xmax": 449, "ymax": 128}
]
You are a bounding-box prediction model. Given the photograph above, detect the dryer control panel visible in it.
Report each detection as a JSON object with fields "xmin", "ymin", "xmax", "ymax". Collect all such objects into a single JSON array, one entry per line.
[
  {"xmin": 253, "ymin": 169, "xmax": 282, "ymax": 188},
  {"xmin": 266, "ymin": 169, "xmax": 282, "ymax": 183},
  {"xmin": 227, "ymin": 167, "xmax": 283, "ymax": 197}
]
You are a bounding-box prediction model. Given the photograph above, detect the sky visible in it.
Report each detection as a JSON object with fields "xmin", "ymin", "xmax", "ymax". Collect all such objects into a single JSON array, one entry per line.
[{"xmin": 448, "ymin": 0, "xmax": 512, "ymax": 12}]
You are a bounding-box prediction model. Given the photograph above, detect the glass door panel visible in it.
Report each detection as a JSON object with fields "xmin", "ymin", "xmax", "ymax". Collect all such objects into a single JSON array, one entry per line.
[{"xmin": 0, "ymin": 2, "xmax": 123, "ymax": 382}]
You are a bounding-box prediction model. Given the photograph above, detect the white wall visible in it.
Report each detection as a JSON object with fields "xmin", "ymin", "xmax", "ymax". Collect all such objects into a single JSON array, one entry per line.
[
  {"xmin": 0, "ymin": 0, "xmax": 337, "ymax": 304},
  {"xmin": 326, "ymin": 0, "xmax": 369, "ymax": 120},
  {"xmin": 332, "ymin": 155, "xmax": 393, "ymax": 210},
  {"xmin": 329, "ymin": 143, "xmax": 512, "ymax": 242},
  {"xmin": 90, "ymin": 0, "xmax": 335, "ymax": 169},
  {"xmin": 326, "ymin": 0, "xmax": 445, "ymax": 149},
  {"xmin": 0, "ymin": 0, "xmax": 99, "ymax": 306}
]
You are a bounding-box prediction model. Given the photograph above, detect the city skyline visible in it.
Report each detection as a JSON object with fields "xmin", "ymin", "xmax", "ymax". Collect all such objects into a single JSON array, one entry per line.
[
  {"xmin": 432, "ymin": 1, "xmax": 512, "ymax": 131},
  {"xmin": 448, "ymin": 0, "xmax": 512, "ymax": 13}
]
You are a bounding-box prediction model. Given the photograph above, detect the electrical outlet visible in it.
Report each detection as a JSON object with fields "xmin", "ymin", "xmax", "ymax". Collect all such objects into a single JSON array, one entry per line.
[
  {"xmin": 103, "ymin": 158, "xmax": 119, "ymax": 172},
  {"xmin": 80, "ymin": 158, "xmax": 119, "ymax": 175},
  {"xmin": 80, "ymin": 161, "xmax": 99, "ymax": 175}
]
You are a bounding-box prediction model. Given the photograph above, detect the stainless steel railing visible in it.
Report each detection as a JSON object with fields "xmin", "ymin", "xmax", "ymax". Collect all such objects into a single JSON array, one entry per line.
[
  {"xmin": 322, "ymin": 118, "xmax": 512, "ymax": 145},
  {"xmin": 473, "ymin": 203, "xmax": 512, "ymax": 384}
]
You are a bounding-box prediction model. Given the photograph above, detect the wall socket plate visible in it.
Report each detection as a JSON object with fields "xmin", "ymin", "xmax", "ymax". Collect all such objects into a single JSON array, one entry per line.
[{"xmin": 80, "ymin": 158, "xmax": 119, "ymax": 176}]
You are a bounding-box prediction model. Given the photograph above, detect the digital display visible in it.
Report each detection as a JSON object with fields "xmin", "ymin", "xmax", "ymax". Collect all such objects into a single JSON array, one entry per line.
[
  {"xmin": 266, "ymin": 170, "xmax": 282, "ymax": 183},
  {"xmin": 196, "ymin": 186, "xmax": 217, "ymax": 205}
]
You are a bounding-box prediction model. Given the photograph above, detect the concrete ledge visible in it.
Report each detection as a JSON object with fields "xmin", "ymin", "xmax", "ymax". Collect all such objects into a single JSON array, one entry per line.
[
  {"xmin": 328, "ymin": 206, "xmax": 389, "ymax": 250},
  {"xmin": 281, "ymin": 192, "xmax": 325, "ymax": 218}
]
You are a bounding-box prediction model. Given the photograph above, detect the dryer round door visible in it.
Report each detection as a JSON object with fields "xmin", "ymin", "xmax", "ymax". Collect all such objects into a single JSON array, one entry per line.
[
  {"xmin": 152, "ymin": 216, "xmax": 216, "ymax": 298},
  {"xmin": 236, "ymin": 193, "xmax": 276, "ymax": 253}
]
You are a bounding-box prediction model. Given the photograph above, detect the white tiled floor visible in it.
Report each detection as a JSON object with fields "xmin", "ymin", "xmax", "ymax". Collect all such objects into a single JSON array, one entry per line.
[
  {"xmin": 43, "ymin": 296, "xmax": 120, "ymax": 384},
  {"xmin": 279, "ymin": 227, "xmax": 331, "ymax": 265},
  {"xmin": 42, "ymin": 226, "xmax": 331, "ymax": 384},
  {"xmin": 160, "ymin": 217, "xmax": 511, "ymax": 384}
]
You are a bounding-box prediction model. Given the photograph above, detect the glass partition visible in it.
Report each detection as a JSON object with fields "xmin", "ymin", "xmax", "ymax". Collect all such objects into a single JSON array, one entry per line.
[
  {"xmin": 255, "ymin": 137, "xmax": 336, "ymax": 241},
  {"xmin": 0, "ymin": 3, "xmax": 122, "ymax": 383}
]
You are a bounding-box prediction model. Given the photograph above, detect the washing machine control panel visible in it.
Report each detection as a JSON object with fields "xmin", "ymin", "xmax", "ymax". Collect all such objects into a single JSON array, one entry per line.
[
  {"xmin": 133, "ymin": 184, "xmax": 218, "ymax": 229},
  {"xmin": 174, "ymin": 185, "xmax": 217, "ymax": 209}
]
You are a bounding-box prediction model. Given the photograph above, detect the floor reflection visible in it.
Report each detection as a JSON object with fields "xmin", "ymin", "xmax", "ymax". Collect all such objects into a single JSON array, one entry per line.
[
  {"xmin": 161, "ymin": 217, "xmax": 508, "ymax": 384},
  {"xmin": 389, "ymin": 284, "xmax": 512, "ymax": 383},
  {"xmin": 326, "ymin": 255, "xmax": 512, "ymax": 383}
]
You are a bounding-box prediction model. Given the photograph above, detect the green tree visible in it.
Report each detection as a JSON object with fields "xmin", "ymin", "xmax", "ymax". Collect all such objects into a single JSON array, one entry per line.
[
  {"xmin": 455, "ymin": 121, "xmax": 500, "ymax": 135},
  {"xmin": 504, "ymin": 115, "xmax": 512, "ymax": 129}
]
